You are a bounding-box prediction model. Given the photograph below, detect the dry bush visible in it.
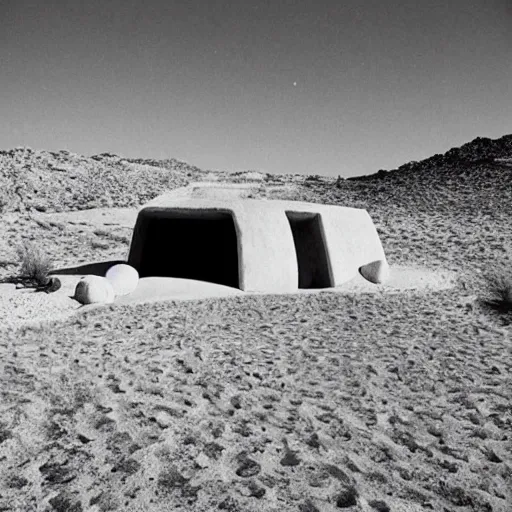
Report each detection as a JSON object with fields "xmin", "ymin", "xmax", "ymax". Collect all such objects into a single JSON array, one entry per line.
[
  {"xmin": 0, "ymin": 195, "xmax": 7, "ymax": 214},
  {"xmin": 16, "ymin": 242, "xmax": 53, "ymax": 286},
  {"xmin": 482, "ymin": 270, "xmax": 512, "ymax": 315}
]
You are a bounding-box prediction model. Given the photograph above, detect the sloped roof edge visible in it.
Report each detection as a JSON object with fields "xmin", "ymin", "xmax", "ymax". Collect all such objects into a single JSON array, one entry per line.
[{"xmin": 142, "ymin": 193, "xmax": 367, "ymax": 215}]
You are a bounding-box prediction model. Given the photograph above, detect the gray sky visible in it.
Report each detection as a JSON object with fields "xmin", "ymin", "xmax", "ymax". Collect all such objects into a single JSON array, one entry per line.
[{"xmin": 2, "ymin": 0, "xmax": 511, "ymax": 176}]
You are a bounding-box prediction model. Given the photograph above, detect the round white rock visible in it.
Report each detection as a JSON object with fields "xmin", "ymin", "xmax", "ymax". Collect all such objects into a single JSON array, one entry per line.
[
  {"xmin": 105, "ymin": 264, "xmax": 139, "ymax": 296},
  {"xmin": 359, "ymin": 259, "xmax": 390, "ymax": 284},
  {"xmin": 74, "ymin": 275, "xmax": 115, "ymax": 305}
]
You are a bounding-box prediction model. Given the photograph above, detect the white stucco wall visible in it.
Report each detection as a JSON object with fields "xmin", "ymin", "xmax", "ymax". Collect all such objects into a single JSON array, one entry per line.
[
  {"xmin": 232, "ymin": 203, "xmax": 298, "ymax": 292},
  {"xmin": 316, "ymin": 205, "xmax": 387, "ymax": 285},
  {"xmin": 128, "ymin": 195, "xmax": 387, "ymax": 291}
]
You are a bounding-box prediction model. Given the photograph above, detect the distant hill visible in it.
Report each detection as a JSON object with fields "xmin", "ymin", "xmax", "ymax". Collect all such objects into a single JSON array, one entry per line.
[
  {"xmin": 0, "ymin": 148, "xmax": 207, "ymax": 213},
  {"xmin": 0, "ymin": 134, "xmax": 510, "ymax": 278},
  {"xmin": 349, "ymin": 134, "xmax": 512, "ymax": 180},
  {"xmin": 291, "ymin": 134, "xmax": 512, "ymax": 273},
  {"xmin": 0, "ymin": 148, "xmax": 299, "ymax": 214},
  {"xmin": 277, "ymin": 133, "xmax": 512, "ymax": 219},
  {"xmin": 1, "ymin": 134, "xmax": 511, "ymax": 222}
]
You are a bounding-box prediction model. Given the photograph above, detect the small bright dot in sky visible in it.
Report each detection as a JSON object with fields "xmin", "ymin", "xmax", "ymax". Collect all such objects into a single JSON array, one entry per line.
[{"xmin": 293, "ymin": 82, "xmax": 297, "ymax": 86}]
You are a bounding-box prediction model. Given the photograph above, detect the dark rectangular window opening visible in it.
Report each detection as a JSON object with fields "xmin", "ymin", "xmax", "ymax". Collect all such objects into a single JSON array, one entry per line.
[
  {"xmin": 286, "ymin": 211, "xmax": 332, "ymax": 289},
  {"xmin": 137, "ymin": 210, "xmax": 240, "ymax": 289}
]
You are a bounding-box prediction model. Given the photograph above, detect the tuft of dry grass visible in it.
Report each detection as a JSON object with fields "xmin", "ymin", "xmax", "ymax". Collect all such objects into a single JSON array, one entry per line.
[
  {"xmin": 482, "ymin": 270, "xmax": 512, "ymax": 315},
  {"xmin": 16, "ymin": 242, "xmax": 53, "ymax": 286},
  {"xmin": 0, "ymin": 191, "xmax": 8, "ymax": 213}
]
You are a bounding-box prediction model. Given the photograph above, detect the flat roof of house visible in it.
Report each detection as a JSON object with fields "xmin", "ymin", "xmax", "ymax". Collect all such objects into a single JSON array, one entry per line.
[{"xmin": 142, "ymin": 194, "xmax": 364, "ymax": 215}]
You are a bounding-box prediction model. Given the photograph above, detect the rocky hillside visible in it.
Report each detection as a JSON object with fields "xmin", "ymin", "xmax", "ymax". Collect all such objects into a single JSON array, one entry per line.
[
  {"xmin": 273, "ymin": 134, "xmax": 512, "ymax": 273},
  {"xmin": 0, "ymin": 148, "xmax": 208, "ymax": 213},
  {"xmin": 2, "ymin": 134, "xmax": 511, "ymax": 217},
  {"xmin": 350, "ymin": 134, "xmax": 512, "ymax": 180},
  {"xmin": 0, "ymin": 149, "xmax": 303, "ymax": 214},
  {"xmin": 323, "ymin": 134, "xmax": 512, "ymax": 219},
  {"xmin": 1, "ymin": 135, "xmax": 511, "ymax": 275}
]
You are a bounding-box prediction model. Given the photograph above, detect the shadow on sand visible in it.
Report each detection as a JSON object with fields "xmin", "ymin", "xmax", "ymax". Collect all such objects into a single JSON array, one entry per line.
[{"xmin": 50, "ymin": 260, "xmax": 126, "ymax": 277}]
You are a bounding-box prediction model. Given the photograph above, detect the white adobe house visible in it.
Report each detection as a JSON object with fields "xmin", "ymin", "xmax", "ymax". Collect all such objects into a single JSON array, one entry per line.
[{"xmin": 127, "ymin": 193, "xmax": 389, "ymax": 293}]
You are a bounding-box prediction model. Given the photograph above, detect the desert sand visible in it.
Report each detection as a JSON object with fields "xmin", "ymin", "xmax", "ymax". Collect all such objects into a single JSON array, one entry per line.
[
  {"xmin": 0, "ymin": 138, "xmax": 511, "ymax": 511},
  {"xmin": 0, "ymin": 288, "xmax": 510, "ymax": 512}
]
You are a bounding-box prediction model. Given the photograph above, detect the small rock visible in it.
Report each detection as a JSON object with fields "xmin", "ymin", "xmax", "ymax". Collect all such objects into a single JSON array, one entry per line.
[
  {"xmin": 359, "ymin": 259, "xmax": 390, "ymax": 284},
  {"xmin": 36, "ymin": 276, "xmax": 62, "ymax": 293},
  {"xmin": 74, "ymin": 275, "xmax": 115, "ymax": 305},
  {"xmin": 45, "ymin": 277, "xmax": 62, "ymax": 293},
  {"xmin": 105, "ymin": 264, "xmax": 139, "ymax": 296}
]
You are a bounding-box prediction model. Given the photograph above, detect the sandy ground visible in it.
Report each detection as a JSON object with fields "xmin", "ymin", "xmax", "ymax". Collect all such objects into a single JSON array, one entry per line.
[
  {"xmin": 0, "ymin": 181, "xmax": 510, "ymax": 511},
  {"xmin": 0, "ymin": 265, "xmax": 456, "ymax": 332},
  {"xmin": 0, "ymin": 290, "xmax": 510, "ymax": 512}
]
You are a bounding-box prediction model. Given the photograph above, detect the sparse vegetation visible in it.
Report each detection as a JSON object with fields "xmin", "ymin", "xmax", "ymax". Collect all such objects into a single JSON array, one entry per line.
[
  {"xmin": 482, "ymin": 270, "xmax": 512, "ymax": 315},
  {"xmin": 0, "ymin": 189, "xmax": 9, "ymax": 213},
  {"xmin": 15, "ymin": 242, "xmax": 53, "ymax": 286}
]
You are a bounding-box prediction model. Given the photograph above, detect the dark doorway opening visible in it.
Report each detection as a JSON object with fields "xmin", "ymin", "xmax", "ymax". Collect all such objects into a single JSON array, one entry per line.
[
  {"xmin": 137, "ymin": 210, "xmax": 239, "ymax": 288},
  {"xmin": 286, "ymin": 212, "xmax": 332, "ymax": 289}
]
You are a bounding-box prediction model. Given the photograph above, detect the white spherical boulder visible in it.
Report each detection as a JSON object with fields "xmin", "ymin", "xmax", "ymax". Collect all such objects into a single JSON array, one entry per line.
[
  {"xmin": 74, "ymin": 275, "xmax": 115, "ymax": 305},
  {"xmin": 359, "ymin": 259, "xmax": 390, "ymax": 284},
  {"xmin": 105, "ymin": 264, "xmax": 139, "ymax": 296}
]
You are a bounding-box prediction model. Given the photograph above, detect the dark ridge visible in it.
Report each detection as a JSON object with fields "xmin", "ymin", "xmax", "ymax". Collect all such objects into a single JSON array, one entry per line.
[{"xmin": 348, "ymin": 134, "xmax": 512, "ymax": 181}]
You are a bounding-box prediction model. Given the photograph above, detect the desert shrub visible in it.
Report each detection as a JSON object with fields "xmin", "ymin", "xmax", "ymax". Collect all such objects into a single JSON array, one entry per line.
[
  {"xmin": 0, "ymin": 190, "xmax": 9, "ymax": 213},
  {"xmin": 482, "ymin": 270, "xmax": 512, "ymax": 314},
  {"xmin": 16, "ymin": 242, "xmax": 53, "ymax": 286}
]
